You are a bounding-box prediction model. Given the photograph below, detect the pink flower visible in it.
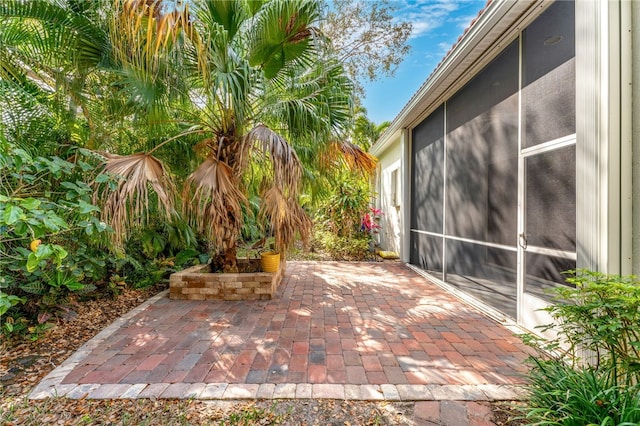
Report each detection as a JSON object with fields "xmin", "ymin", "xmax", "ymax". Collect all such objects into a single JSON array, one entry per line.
[
  {"xmin": 362, "ymin": 213, "xmax": 373, "ymax": 231},
  {"xmin": 361, "ymin": 209, "xmax": 382, "ymax": 233}
]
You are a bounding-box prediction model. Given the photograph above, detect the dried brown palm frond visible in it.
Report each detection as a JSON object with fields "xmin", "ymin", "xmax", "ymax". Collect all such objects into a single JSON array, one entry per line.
[
  {"xmin": 320, "ymin": 140, "xmax": 378, "ymax": 175},
  {"xmin": 245, "ymin": 124, "xmax": 302, "ymax": 195},
  {"xmin": 112, "ymin": 0, "xmax": 194, "ymax": 77},
  {"xmin": 182, "ymin": 158, "xmax": 246, "ymax": 250},
  {"xmin": 259, "ymin": 186, "xmax": 312, "ymax": 253},
  {"xmin": 95, "ymin": 152, "xmax": 176, "ymax": 246}
]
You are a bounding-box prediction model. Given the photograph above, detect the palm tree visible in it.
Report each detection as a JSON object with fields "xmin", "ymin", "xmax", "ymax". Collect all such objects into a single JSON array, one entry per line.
[
  {"xmin": 351, "ymin": 106, "xmax": 391, "ymax": 151},
  {"xmin": 105, "ymin": 0, "xmax": 361, "ymax": 271},
  {"xmin": 0, "ymin": 0, "xmax": 182, "ymax": 152},
  {"xmin": 0, "ymin": 1, "xmax": 110, "ymax": 147},
  {"xmin": 1, "ymin": 0, "xmax": 372, "ymax": 273}
]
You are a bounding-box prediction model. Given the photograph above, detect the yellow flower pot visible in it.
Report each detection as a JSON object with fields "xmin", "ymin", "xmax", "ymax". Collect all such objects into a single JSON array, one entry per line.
[{"xmin": 260, "ymin": 251, "xmax": 280, "ymax": 272}]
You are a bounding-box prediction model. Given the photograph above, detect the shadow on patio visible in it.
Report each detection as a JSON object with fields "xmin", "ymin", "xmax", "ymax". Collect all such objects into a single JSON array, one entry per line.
[{"xmin": 30, "ymin": 261, "xmax": 534, "ymax": 400}]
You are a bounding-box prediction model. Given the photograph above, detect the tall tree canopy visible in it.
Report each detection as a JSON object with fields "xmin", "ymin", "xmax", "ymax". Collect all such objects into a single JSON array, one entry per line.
[{"xmin": 321, "ymin": 0, "xmax": 412, "ymax": 94}]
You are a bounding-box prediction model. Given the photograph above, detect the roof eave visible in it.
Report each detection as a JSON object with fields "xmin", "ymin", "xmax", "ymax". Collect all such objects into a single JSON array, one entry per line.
[{"xmin": 370, "ymin": 0, "xmax": 537, "ymax": 157}]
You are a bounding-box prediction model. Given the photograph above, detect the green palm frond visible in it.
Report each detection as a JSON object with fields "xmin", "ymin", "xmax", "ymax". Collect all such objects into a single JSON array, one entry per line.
[
  {"xmin": 261, "ymin": 59, "xmax": 353, "ymax": 140},
  {"xmin": 248, "ymin": 0, "xmax": 321, "ymax": 79},
  {"xmin": 0, "ymin": 17, "xmax": 33, "ymax": 81},
  {"xmin": 188, "ymin": 3, "xmax": 258, "ymax": 134},
  {"xmin": 0, "ymin": 0, "xmax": 110, "ymax": 70},
  {"xmin": 0, "ymin": 79, "xmax": 57, "ymax": 146},
  {"xmin": 200, "ymin": 0, "xmax": 246, "ymax": 40},
  {"xmin": 197, "ymin": 56, "xmax": 253, "ymax": 134}
]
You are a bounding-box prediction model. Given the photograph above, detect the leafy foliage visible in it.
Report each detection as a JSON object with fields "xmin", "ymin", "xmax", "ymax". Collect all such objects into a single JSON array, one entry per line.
[
  {"xmin": 112, "ymin": 219, "xmax": 205, "ymax": 290},
  {"xmin": 0, "ymin": 0, "xmax": 384, "ymax": 344},
  {"xmin": 0, "ymin": 139, "xmax": 110, "ymax": 338},
  {"xmin": 322, "ymin": 0, "xmax": 412, "ymax": 94},
  {"xmin": 522, "ymin": 270, "xmax": 640, "ymax": 424},
  {"xmin": 315, "ymin": 178, "xmax": 371, "ymax": 238},
  {"xmin": 351, "ymin": 106, "xmax": 391, "ymax": 151},
  {"xmin": 533, "ymin": 270, "xmax": 640, "ymax": 385},
  {"xmin": 524, "ymin": 359, "xmax": 640, "ymax": 425},
  {"xmin": 309, "ymin": 173, "xmax": 379, "ymax": 260},
  {"xmin": 0, "ymin": 137, "xmax": 205, "ymax": 339},
  {"xmin": 313, "ymin": 230, "xmax": 371, "ymax": 261},
  {"xmin": 0, "ymin": 0, "xmax": 380, "ymax": 272}
]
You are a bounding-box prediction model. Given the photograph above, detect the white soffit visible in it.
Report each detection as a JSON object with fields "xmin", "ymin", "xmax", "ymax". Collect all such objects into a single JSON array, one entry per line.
[{"xmin": 371, "ymin": 0, "xmax": 547, "ymax": 156}]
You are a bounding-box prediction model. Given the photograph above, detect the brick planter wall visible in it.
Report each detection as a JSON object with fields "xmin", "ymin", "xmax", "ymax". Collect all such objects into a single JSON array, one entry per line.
[{"xmin": 169, "ymin": 259, "xmax": 286, "ymax": 301}]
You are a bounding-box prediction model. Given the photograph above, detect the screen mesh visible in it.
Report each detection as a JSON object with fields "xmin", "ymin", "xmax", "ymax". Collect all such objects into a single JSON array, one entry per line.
[
  {"xmin": 525, "ymin": 145, "xmax": 576, "ymax": 251},
  {"xmin": 524, "ymin": 253, "xmax": 576, "ymax": 300},
  {"xmin": 410, "ymin": 233, "xmax": 443, "ymax": 280},
  {"xmin": 522, "ymin": 0, "xmax": 575, "ymax": 147},
  {"xmin": 407, "ymin": 1, "xmax": 576, "ymax": 321},
  {"xmin": 411, "ymin": 106, "xmax": 444, "ymax": 233},
  {"xmin": 445, "ymin": 240, "xmax": 517, "ymax": 318},
  {"xmin": 445, "ymin": 41, "xmax": 519, "ymax": 245}
]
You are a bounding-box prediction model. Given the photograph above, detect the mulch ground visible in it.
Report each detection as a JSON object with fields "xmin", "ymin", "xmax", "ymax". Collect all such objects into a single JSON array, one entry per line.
[{"xmin": 0, "ymin": 279, "xmax": 527, "ymax": 425}]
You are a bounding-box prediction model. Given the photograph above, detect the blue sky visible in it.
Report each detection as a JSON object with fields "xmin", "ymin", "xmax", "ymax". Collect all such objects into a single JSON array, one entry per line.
[{"xmin": 361, "ymin": 0, "xmax": 486, "ymax": 124}]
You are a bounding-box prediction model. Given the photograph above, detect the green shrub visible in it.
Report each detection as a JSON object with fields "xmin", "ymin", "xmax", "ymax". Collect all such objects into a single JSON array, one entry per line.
[
  {"xmin": 522, "ymin": 270, "xmax": 640, "ymax": 424},
  {"xmin": 535, "ymin": 270, "xmax": 640, "ymax": 386},
  {"xmin": 314, "ymin": 230, "xmax": 371, "ymax": 260},
  {"xmin": 0, "ymin": 140, "xmax": 110, "ymax": 338},
  {"xmin": 1, "ymin": 136, "xmax": 208, "ymax": 339},
  {"xmin": 525, "ymin": 359, "xmax": 640, "ymax": 425},
  {"xmin": 315, "ymin": 178, "xmax": 371, "ymax": 238},
  {"xmin": 310, "ymin": 176, "xmax": 379, "ymax": 261},
  {"xmin": 109, "ymin": 219, "xmax": 205, "ymax": 289}
]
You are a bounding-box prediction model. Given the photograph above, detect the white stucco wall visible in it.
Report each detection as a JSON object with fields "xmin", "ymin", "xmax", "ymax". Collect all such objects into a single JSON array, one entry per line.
[
  {"xmin": 373, "ymin": 137, "xmax": 402, "ymax": 254},
  {"xmin": 633, "ymin": 0, "xmax": 640, "ymax": 275}
]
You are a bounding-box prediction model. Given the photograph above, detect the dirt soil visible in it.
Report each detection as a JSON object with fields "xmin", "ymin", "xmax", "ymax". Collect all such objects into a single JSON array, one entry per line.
[{"xmin": 0, "ymin": 279, "xmax": 527, "ymax": 425}]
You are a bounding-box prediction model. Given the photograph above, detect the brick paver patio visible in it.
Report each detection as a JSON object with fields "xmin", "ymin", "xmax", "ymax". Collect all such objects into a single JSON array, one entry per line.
[{"xmin": 31, "ymin": 261, "xmax": 534, "ymax": 423}]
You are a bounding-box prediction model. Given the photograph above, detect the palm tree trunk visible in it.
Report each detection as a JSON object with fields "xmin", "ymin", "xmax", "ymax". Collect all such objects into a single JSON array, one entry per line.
[
  {"xmin": 222, "ymin": 245, "xmax": 238, "ymax": 273},
  {"xmin": 217, "ymin": 134, "xmax": 244, "ymax": 273}
]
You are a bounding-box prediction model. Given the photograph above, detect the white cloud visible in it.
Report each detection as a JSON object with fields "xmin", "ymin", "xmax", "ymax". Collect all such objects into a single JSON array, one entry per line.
[
  {"xmin": 409, "ymin": 40, "xmax": 453, "ymax": 65},
  {"xmin": 453, "ymin": 13, "xmax": 479, "ymax": 30},
  {"xmin": 398, "ymin": 0, "xmax": 464, "ymax": 39},
  {"xmin": 437, "ymin": 41, "xmax": 452, "ymax": 53}
]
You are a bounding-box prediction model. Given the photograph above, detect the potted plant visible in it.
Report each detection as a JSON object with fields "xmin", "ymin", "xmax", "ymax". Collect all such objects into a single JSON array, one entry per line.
[
  {"xmin": 260, "ymin": 250, "xmax": 280, "ymax": 273},
  {"xmin": 239, "ymin": 238, "xmax": 281, "ymax": 273}
]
